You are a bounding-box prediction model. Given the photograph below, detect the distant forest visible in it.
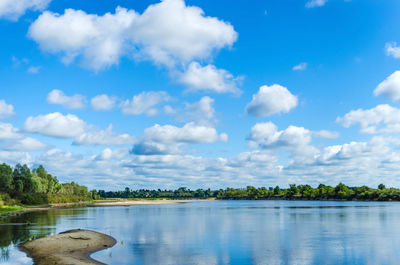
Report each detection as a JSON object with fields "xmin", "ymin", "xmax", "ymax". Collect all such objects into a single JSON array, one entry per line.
[
  {"xmin": 101, "ymin": 183, "xmax": 400, "ymax": 201},
  {"xmin": 0, "ymin": 163, "xmax": 99, "ymax": 206}
]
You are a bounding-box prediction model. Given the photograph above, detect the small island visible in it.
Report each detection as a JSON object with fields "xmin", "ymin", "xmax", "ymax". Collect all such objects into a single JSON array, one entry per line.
[{"xmin": 19, "ymin": 229, "xmax": 116, "ymax": 265}]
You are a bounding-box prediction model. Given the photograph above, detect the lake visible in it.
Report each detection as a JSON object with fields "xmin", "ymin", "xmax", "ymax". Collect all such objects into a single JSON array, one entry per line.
[{"xmin": 1, "ymin": 200, "xmax": 400, "ymax": 265}]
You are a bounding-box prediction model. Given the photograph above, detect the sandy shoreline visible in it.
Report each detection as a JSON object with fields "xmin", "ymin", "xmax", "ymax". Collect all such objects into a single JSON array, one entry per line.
[
  {"xmin": 0, "ymin": 199, "xmax": 208, "ymax": 217},
  {"xmin": 87, "ymin": 199, "xmax": 206, "ymax": 207},
  {"xmin": 19, "ymin": 229, "xmax": 116, "ymax": 265}
]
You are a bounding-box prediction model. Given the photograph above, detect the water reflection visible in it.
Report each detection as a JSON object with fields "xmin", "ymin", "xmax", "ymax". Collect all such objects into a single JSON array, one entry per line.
[
  {"xmin": 2, "ymin": 201, "xmax": 400, "ymax": 265},
  {"xmin": 0, "ymin": 208, "xmax": 89, "ymax": 263}
]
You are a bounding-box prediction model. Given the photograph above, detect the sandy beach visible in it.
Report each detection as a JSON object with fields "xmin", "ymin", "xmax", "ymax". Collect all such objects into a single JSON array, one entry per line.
[
  {"xmin": 19, "ymin": 229, "xmax": 116, "ymax": 265},
  {"xmin": 0, "ymin": 199, "xmax": 208, "ymax": 217},
  {"xmin": 87, "ymin": 199, "xmax": 206, "ymax": 207}
]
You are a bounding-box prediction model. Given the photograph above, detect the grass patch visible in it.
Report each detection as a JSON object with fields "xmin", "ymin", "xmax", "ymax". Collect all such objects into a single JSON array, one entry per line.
[{"xmin": 0, "ymin": 205, "xmax": 23, "ymax": 213}]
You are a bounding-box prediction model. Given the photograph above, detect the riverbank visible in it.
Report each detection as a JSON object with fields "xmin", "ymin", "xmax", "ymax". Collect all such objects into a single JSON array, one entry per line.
[
  {"xmin": 0, "ymin": 202, "xmax": 91, "ymax": 217},
  {"xmin": 0, "ymin": 199, "xmax": 207, "ymax": 217},
  {"xmin": 20, "ymin": 229, "xmax": 116, "ymax": 265},
  {"xmin": 87, "ymin": 199, "xmax": 207, "ymax": 207},
  {"xmin": 0, "ymin": 205, "xmax": 23, "ymax": 214}
]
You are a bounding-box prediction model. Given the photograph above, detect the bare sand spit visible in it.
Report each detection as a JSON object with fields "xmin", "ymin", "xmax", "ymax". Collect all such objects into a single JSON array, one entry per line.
[
  {"xmin": 19, "ymin": 229, "xmax": 116, "ymax": 265},
  {"xmin": 88, "ymin": 199, "xmax": 207, "ymax": 207}
]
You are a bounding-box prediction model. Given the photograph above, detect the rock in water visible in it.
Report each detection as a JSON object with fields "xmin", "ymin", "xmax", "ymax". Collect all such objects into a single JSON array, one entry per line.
[{"xmin": 19, "ymin": 229, "xmax": 116, "ymax": 265}]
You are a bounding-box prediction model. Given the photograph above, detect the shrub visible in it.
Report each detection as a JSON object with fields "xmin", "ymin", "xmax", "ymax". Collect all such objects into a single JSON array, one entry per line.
[{"xmin": 19, "ymin": 193, "xmax": 49, "ymax": 205}]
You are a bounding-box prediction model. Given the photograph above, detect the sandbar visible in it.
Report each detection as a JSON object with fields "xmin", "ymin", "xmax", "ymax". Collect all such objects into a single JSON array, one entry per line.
[
  {"xmin": 88, "ymin": 199, "xmax": 206, "ymax": 207},
  {"xmin": 19, "ymin": 229, "xmax": 116, "ymax": 265}
]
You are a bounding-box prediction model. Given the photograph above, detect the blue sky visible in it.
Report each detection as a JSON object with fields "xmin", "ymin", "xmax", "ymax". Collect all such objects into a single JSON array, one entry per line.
[{"xmin": 1, "ymin": 0, "xmax": 400, "ymax": 190}]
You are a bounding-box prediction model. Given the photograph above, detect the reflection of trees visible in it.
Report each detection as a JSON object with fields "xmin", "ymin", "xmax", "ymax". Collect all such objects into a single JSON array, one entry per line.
[
  {"xmin": 0, "ymin": 209, "xmax": 83, "ymax": 261},
  {"xmin": 0, "ymin": 224, "xmax": 37, "ymax": 261},
  {"xmin": 0, "ymin": 247, "xmax": 9, "ymax": 261}
]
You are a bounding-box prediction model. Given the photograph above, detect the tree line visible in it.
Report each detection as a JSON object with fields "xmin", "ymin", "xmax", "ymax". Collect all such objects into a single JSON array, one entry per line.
[
  {"xmin": 216, "ymin": 183, "xmax": 400, "ymax": 201},
  {"xmin": 0, "ymin": 163, "xmax": 99, "ymax": 205},
  {"xmin": 98, "ymin": 187, "xmax": 218, "ymax": 199},
  {"xmin": 101, "ymin": 183, "xmax": 400, "ymax": 201}
]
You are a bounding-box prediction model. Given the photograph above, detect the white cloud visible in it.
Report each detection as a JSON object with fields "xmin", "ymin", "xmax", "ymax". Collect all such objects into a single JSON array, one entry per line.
[
  {"xmin": 163, "ymin": 105, "xmax": 176, "ymax": 115},
  {"xmin": 178, "ymin": 96, "xmax": 216, "ymax": 125},
  {"xmin": 47, "ymin": 89, "xmax": 86, "ymax": 109},
  {"xmin": 0, "ymin": 151, "xmax": 32, "ymax": 166},
  {"xmin": 91, "ymin": 94, "xmax": 117, "ymax": 111},
  {"xmin": 245, "ymin": 84, "xmax": 298, "ymax": 117},
  {"xmin": 292, "ymin": 62, "xmax": 307, "ymax": 71},
  {"xmin": 179, "ymin": 62, "xmax": 242, "ymax": 94},
  {"xmin": 0, "ymin": 100, "xmax": 15, "ymax": 119},
  {"xmin": 28, "ymin": 7, "xmax": 135, "ymax": 71},
  {"xmin": 305, "ymin": 0, "xmax": 328, "ymax": 8},
  {"xmin": 131, "ymin": 122, "xmax": 227, "ymax": 155},
  {"xmin": 283, "ymin": 136, "xmax": 395, "ymax": 187},
  {"xmin": 337, "ymin": 104, "xmax": 400, "ymax": 134},
  {"xmin": 313, "ymin": 130, "xmax": 339, "ymax": 139},
  {"xmin": 96, "ymin": 148, "xmax": 113, "ymax": 160},
  {"xmin": 27, "ymin": 66, "xmax": 41, "ymax": 74},
  {"xmin": 24, "ymin": 112, "xmax": 88, "ymax": 138},
  {"xmin": 248, "ymin": 122, "xmax": 312, "ymax": 149},
  {"xmin": 127, "ymin": 0, "xmax": 237, "ymax": 67},
  {"xmin": 0, "ymin": 0, "xmax": 51, "ymax": 21},
  {"xmin": 28, "ymin": 0, "xmax": 237, "ymax": 70},
  {"xmin": 386, "ymin": 42, "xmax": 400, "ymax": 59},
  {"xmin": 6, "ymin": 134, "xmax": 400, "ymax": 190},
  {"xmin": 373, "ymin": 71, "xmax": 400, "ymax": 101},
  {"xmin": 4, "ymin": 137, "xmax": 47, "ymax": 151},
  {"xmin": 0, "ymin": 122, "xmax": 22, "ymax": 139},
  {"xmin": 120, "ymin": 91, "xmax": 169, "ymax": 116},
  {"xmin": 73, "ymin": 125, "xmax": 136, "ymax": 146},
  {"xmin": 143, "ymin": 122, "xmax": 226, "ymax": 144}
]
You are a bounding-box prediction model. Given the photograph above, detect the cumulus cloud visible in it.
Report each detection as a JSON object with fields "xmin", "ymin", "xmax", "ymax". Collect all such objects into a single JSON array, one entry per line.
[
  {"xmin": 131, "ymin": 122, "xmax": 227, "ymax": 155},
  {"xmin": 248, "ymin": 122, "xmax": 312, "ymax": 150},
  {"xmin": 73, "ymin": 125, "xmax": 136, "ymax": 146},
  {"xmin": 245, "ymin": 84, "xmax": 298, "ymax": 117},
  {"xmin": 96, "ymin": 148, "xmax": 113, "ymax": 160},
  {"xmin": 178, "ymin": 62, "xmax": 242, "ymax": 94},
  {"xmin": 47, "ymin": 89, "xmax": 86, "ymax": 109},
  {"xmin": 24, "ymin": 112, "xmax": 88, "ymax": 138},
  {"xmin": 28, "ymin": 7, "xmax": 135, "ymax": 70},
  {"xmin": 91, "ymin": 94, "xmax": 117, "ymax": 111},
  {"xmin": 313, "ymin": 130, "xmax": 339, "ymax": 139},
  {"xmin": 4, "ymin": 137, "xmax": 47, "ymax": 151},
  {"xmin": 0, "ymin": 0, "xmax": 51, "ymax": 21},
  {"xmin": 124, "ymin": 0, "xmax": 237, "ymax": 67},
  {"xmin": 373, "ymin": 71, "xmax": 400, "ymax": 101},
  {"xmin": 178, "ymin": 96, "xmax": 216, "ymax": 125},
  {"xmin": 120, "ymin": 91, "xmax": 170, "ymax": 116},
  {"xmin": 282, "ymin": 136, "xmax": 396, "ymax": 186},
  {"xmin": 0, "ymin": 122, "xmax": 22, "ymax": 139},
  {"xmin": 305, "ymin": 0, "xmax": 328, "ymax": 8},
  {"xmin": 0, "ymin": 151, "xmax": 32, "ymax": 166},
  {"xmin": 386, "ymin": 42, "xmax": 400, "ymax": 59},
  {"xmin": 4, "ymin": 134, "xmax": 400, "ymax": 190},
  {"xmin": 28, "ymin": 0, "xmax": 237, "ymax": 70},
  {"xmin": 0, "ymin": 100, "xmax": 15, "ymax": 119},
  {"xmin": 292, "ymin": 62, "xmax": 307, "ymax": 71},
  {"xmin": 337, "ymin": 104, "xmax": 400, "ymax": 134}
]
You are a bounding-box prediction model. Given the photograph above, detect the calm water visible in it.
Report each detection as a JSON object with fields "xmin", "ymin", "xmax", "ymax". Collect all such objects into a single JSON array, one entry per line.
[{"xmin": 1, "ymin": 200, "xmax": 400, "ymax": 265}]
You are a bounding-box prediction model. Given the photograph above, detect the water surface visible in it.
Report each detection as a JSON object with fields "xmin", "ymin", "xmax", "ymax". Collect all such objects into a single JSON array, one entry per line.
[{"xmin": 2, "ymin": 200, "xmax": 400, "ymax": 265}]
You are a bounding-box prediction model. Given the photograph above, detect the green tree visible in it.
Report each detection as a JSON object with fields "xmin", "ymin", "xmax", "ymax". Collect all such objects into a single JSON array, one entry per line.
[
  {"xmin": 378, "ymin": 184, "xmax": 386, "ymax": 190},
  {"xmin": 286, "ymin": 184, "xmax": 299, "ymax": 198},
  {"xmin": 0, "ymin": 163, "xmax": 13, "ymax": 192},
  {"xmin": 273, "ymin": 186, "xmax": 281, "ymax": 195},
  {"xmin": 334, "ymin": 183, "xmax": 353, "ymax": 199}
]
